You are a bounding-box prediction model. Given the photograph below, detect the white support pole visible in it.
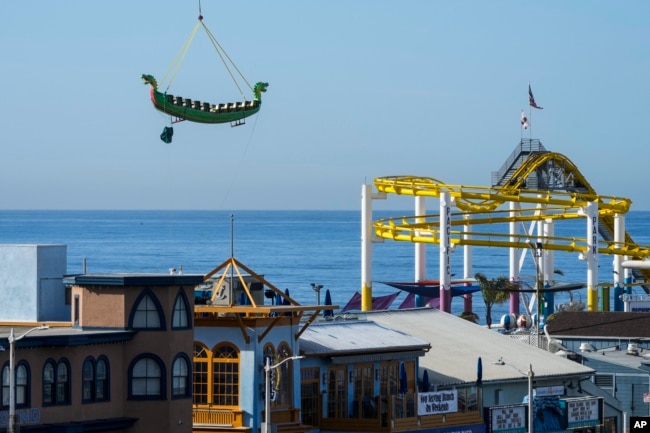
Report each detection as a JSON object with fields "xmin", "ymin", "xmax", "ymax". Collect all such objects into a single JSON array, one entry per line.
[
  {"xmin": 535, "ymin": 210, "xmax": 545, "ymax": 331},
  {"xmin": 614, "ymin": 213, "xmax": 625, "ymax": 285},
  {"xmin": 361, "ymin": 184, "xmax": 373, "ymax": 312},
  {"xmin": 439, "ymin": 192, "xmax": 452, "ymax": 313},
  {"xmin": 509, "ymin": 201, "xmax": 520, "ymax": 315},
  {"xmin": 533, "ymin": 243, "xmax": 543, "ymax": 347},
  {"xmin": 542, "ymin": 219, "xmax": 555, "ymax": 317},
  {"xmin": 463, "ymin": 213, "xmax": 473, "ymax": 313},
  {"xmin": 463, "ymin": 214, "xmax": 472, "ymax": 280},
  {"xmin": 9, "ymin": 328, "xmax": 15, "ymax": 433},
  {"xmin": 264, "ymin": 356, "xmax": 271, "ymax": 433},
  {"xmin": 542, "ymin": 220, "xmax": 554, "ymax": 283},
  {"xmin": 586, "ymin": 201, "xmax": 599, "ymax": 312},
  {"xmin": 528, "ymin": 365, "xmax": 534, "ymax": 433},
  {"xmin": 415, "ymin": 196, "xmax": 426, "ymax": 307}
]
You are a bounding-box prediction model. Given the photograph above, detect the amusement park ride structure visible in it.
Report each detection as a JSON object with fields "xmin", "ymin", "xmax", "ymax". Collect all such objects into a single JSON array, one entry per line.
[
  {"xmin": 141, "ymin": 11, "xmax": 267, "ymax": 142},
  {"xmin": 361, "ymin": 140, "xmax": 650, "ymax": 321}
]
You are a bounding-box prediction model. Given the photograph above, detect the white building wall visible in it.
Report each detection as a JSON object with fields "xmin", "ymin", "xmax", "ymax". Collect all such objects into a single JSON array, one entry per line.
[{"xmin": 0, "ymin": 244, "xmax": 68, "ymax": 322}]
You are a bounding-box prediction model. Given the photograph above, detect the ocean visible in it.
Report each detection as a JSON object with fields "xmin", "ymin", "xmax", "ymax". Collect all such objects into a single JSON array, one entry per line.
[{"xmin": 1, "ymin": 210, "xmax": 649, "ymax": 326}]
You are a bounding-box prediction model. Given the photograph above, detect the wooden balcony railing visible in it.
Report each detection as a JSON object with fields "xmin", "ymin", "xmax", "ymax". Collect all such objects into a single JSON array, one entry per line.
[{"xmin": 192, "ymin": 407, "xmax": 244, "ymax": 427}]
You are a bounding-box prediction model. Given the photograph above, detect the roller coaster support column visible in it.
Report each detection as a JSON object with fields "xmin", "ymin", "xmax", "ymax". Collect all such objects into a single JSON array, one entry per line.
[
  {"xmin": 532, "ymin": 242, "xmax": 543, "ymax": 348},
  {"xmin": 361, "ymin": 184, "xmax": 385, "ymax": 311},
  {"xmin": 463, "ymin": 214, "xmax": 473, "ymax": 313},
  {"xmin": 612, "ymin": 214, "xmax": 625, "ymax": 312},
  {"xmin": 509, "ymin": 201, "xmax": 521, "ymax": 316},
  {"xmin": 542, "ymin": 220, "xmax": 555, "ymax": 318},
  {"xmin": 439, "ymin": 192, "xmax": 452, "ymax": 313},
  {"xmin": 585, "ymin": 201, "xmax": 599, "ymax": 312},
  {"xmin": 415, "ymin": 196, "xmax": 427, "ymax": 308}
]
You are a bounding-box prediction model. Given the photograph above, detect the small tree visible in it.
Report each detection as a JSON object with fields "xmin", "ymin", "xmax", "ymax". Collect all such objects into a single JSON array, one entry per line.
[
  {"xmin": 458, "ymin": 311, "xmax": 479, "ymax": 324},
  {"xmin": 474, "ymin": 272, "xmax": 516, "ymax": 329}
]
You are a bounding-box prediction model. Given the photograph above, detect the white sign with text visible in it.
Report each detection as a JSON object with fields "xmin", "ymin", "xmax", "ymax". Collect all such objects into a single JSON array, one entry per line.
[{"xmin": 417, "ymin": 390, "xmax": 458, "ymax": 416}]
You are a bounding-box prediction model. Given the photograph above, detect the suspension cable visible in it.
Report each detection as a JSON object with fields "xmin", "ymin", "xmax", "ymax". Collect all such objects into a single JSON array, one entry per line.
[
  {"xmin": 161, "ymin": 20, "xmax": 202, "ymax": 93},
  {"xmin": 200, "ymin": 19, "xmax": 253, "ymax": 97}
]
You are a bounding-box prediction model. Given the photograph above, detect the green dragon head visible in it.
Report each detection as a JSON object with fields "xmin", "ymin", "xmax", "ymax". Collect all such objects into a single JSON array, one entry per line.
[
  {"xmin": 253, "ymin": 82, "xmax": 269, "ymax": 100},
  {"xmin": 141, "ymin": 74, "xmax": 158, "ymax": 90}
]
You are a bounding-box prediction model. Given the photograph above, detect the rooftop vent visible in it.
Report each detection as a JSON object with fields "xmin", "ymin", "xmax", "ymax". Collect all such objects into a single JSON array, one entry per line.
[
  {"xmin": 579, "ymin": 343, "xmax": 595, "ymax": 352},
  {"xmin": 627, "ymin": 343, "xmax": 639, "ymax": 355}
]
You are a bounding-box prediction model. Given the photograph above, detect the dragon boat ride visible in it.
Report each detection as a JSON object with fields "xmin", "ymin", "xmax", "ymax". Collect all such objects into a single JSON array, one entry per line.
[
  {"xmin": 141, "ymin": 8, "xmax": 268, "ymax": 142},
  {"xmin": 142, "ymin": 74, "xmax": 268, "ymax": 125}
]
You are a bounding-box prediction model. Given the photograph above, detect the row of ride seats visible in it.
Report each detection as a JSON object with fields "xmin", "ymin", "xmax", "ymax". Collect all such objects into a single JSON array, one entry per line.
[{"xmin": 165, "ymin": 95, "xmax": 257, "ymax": 112}]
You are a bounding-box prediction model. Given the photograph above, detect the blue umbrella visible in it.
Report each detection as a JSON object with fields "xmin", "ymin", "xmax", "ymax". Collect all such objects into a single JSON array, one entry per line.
[
  {"xmin": 476, "ymin": 357, "xmax": 483, "ymax": 387},
  {"xmin": 399, "ymin": 362, "xmax": 408, "ymax": 395},
  {"xmin": 283, "ymin": 288, "xmax": 291, "ymax": 305},
  {"xmin": 284, "ymin": 288, "xmax": 291, "ymax": 316},
  {"xmin": 323, "ymin": 289, "xmax": 334, "ymax": 317},
  {"xmin": 422, "ymin": 370, "xmax": 430, "ymax": 392}
]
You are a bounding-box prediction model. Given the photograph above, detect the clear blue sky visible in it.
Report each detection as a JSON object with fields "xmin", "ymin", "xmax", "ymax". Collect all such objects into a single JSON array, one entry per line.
[{"xmin": 1, "ymin": 1, "xmax": 648, "ymax": 210}]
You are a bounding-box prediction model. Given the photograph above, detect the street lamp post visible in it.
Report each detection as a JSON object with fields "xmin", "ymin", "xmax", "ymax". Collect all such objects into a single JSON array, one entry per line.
[
  {"xmin": 528, "ymin": 364, "xmax": 534, "ymax": 433},
  {"xmin": 310, "ymin": 283, "xmax": 323, "ymax": 305},
  {"xmin": 8, "ymin": 326, "xmax": 48, "ymax": 433},
  {"xmin": 263, "ymin": 355, "xmax": 304, "ymax": 433}
]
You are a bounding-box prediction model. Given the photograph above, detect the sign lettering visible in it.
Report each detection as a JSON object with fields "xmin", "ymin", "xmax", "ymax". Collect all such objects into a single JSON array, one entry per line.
[{"xmin": 417, "ymin": 390, "xmax": 458, "ymax": 416}]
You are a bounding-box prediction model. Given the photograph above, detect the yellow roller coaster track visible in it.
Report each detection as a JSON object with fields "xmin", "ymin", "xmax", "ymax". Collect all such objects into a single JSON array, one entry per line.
[{"xmin": 372, "ymin": 151, "xmax": 650, "ymax": 286}]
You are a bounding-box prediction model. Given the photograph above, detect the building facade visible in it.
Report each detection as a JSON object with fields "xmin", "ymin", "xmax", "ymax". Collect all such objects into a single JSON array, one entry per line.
[{"xmin": 0, "ymin": 245, "xmax": 205, "ymax": 432}]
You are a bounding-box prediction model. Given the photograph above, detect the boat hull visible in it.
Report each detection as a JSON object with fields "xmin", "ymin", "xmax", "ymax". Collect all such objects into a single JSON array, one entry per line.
[{"xmin": 150, "ymin": 88, "xmax": 260, "ymax": 124}]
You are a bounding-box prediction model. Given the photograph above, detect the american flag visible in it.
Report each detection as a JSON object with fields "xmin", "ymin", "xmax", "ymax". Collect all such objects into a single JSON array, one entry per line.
[{"xmin": 529, "ymin": 84, "xmax": 543, "ymax": 110}]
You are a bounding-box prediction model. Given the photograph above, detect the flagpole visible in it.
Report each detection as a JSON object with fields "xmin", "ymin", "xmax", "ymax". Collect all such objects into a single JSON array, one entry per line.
[
  {"xmin": 529, "ymin": 105, "xmax": 532, "ymax": 141},
  {"xmin": 528, "ymin": 81, "xmax": 532, "ymax": 140}
]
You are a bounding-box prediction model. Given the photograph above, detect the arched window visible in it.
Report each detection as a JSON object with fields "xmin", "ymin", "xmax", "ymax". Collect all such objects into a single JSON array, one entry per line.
[
  {"xmin": 129, "ymin": 354, "xmax": 165, "ymax": 400},
  {"xmin": 0, "ymin": 362, "xmax": 28, "ymax": 407},
  {"xmin": 192, "ymin": 342, "xmax": 240, "ymax": 407},
  {"xmin": 95, "ymin": 356, "xmax": 109, "ymax": 402},
  {"xmin": 82, "ymin": 356, "xmax": 110, "ymax": 403},
  {"xmin": 263, "ymin": 344, "xmax": 277, "ymax": 405},
  {"xmin": 129, "ymin": 289, "xmax": 165, "ymax": 330},
  {"xmin": 43, "ymin": 361, "xmax": 55, "ymax": 405},
  {"xmin": 172, "ymin": 290, "xmax": 191, "ymax": 330},
  {"xmin": 56, "ymin": 361, "xmax": 70, "ymax": 404},
  {"xmin": 172, "ymin": 354, "xmax": 190, "ymax": 398},
  {"xmin": 15, "ymin": 362, "xmax": 30, "ymax": 408},
  {"xmin": 1, "ymin": 364, "xmax": 8, "ymax": 407},
  {"xmin": 82, "ymin": 358, "xmax": 95, "ymax": 402},
  {"xmin": 275, "ymin": 342, "xmax": 293, "ymax": 407},
  {"xmin": 0, "ymin": 362, "xmax": 27, "ymax": 407},
  {"xmin": 193, "ymin": 343, "xmax": 209, "ymax": 405},
  {"xmin": 213, "ymin": 344, "xmax": 239, "ymax": 406}
]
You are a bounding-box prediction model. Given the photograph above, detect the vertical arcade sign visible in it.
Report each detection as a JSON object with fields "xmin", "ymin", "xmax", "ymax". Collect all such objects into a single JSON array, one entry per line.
[
  {"xmin": 439, "ymin": 192, "xmax": 452, "ymax": 312},
  {"xmin": 264, "ymin": 355, "xmax": 277, "ymax": 401}
]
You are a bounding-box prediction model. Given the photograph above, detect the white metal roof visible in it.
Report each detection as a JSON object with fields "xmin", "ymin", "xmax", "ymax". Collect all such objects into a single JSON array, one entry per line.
[
  {"xmin": 360, "ymin": 308, "xmax": 594, "ymax": 386},
  {"xmin": 580, "ymin": 345, "xmax": 650, "ymax": 370},
  {"xmin": 300, "ymin": 319, "xmax": 431, "ymax": 356}
]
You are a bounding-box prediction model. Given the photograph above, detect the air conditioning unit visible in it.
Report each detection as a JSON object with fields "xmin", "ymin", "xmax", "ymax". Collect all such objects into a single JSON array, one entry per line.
[
  {"xmin": 627, "ymin": 343, "xmax": 640, "ymax": 356},
  {"xmin": 209, "ymin": 275, "xmax": 265, "ymax": 306}
]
